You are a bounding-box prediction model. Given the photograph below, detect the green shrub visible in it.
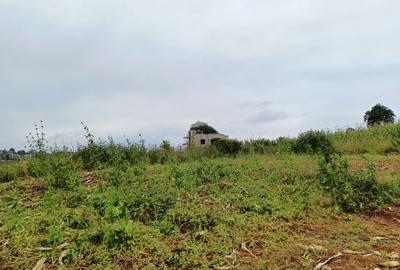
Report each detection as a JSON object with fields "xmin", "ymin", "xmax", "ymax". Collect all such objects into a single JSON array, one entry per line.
[
  {"xmin": 170, "ymin": 159, "xmax": 226, "ymax": 188},
  {"xmin": 90, "ymin": 181, "xmax": 177, "ymax": 224},
  {"xmin": 318, "ymin": 153, "xmax": 385, "ymax": 211},
  {"xmin": 105, "ymin": 203, "xmax": 128, "ymax": 221},
  {"xmin": 241, "ymin": 137, "xmax": 295, "ymax": 154},
  {"xmin": 103, "ymin": 221, "xmax": 159, "ymax": 249},
  {"xmin": 380, "ymin": 179, "xmax": 400, "ymax": 205},
  {"xmin": 238, "ymin": 201, "xmax": 275, "ymax": 215},
  {"xmin": 0, "ymin": 162, "xmax": 29, "ymax": 182},
  {"xmin": 275, "ymin": 137, "xmax": 296, "ymax": 153},
  {"xmin": 65, "ymin": 208, "xmax": 91, "ymax": 229},
  {"xmin": 393, "ymin": 129, "xmax": 400, "ymax": 152},
  {"xmin": 293, "ymin": 130, "xmax": 334, "ymax": 154},
  {"xmin": 126, "ymin": 189, "xmax": 176, "ymax": 223},
  {"xmin": 104, "ymin": 223, "xmax": 132, "ymax": 248},
  {"xmin": 39, "ymin": 152, "xmax": 81, "ymax": 190},
  {"xmin": 46, "ymin": 224, "xmax": 66, "ymax": 245},
  {"xmin": 108, "ymin": 166, "xmax": 127, "ymax": 186},
  {"xmin": 148, "ymin": 141, "xmax": 176, "ymax": 164},
  {"xmin": 160, "ymin": 206, "xmax": 219, "ymax": 234},
  {"xmin": 213, "ymin": 139, "xmax": 242, "ymax": 157},
  {"xmin": 241, "ymin": 139, "xmax": 277, "ymax": 154},
  {"xmin": 77, "ymin": 123, "xmax": 148, "ymax": 169}
]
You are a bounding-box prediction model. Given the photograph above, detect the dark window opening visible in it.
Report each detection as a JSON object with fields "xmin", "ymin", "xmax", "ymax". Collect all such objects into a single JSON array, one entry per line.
[{"xmin": 200, "ymin": 139, "xmax": 206, "ymax": 145}]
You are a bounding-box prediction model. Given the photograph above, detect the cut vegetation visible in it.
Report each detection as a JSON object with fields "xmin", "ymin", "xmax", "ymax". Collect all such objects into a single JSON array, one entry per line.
[{"xmin": 1, "ymin": 123, "xmax": 400, "ymax": 269}]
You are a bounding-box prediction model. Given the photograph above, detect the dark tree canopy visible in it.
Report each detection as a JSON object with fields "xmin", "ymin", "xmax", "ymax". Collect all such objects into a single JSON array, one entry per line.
[
  {"xmin": 17, "ymin": 150, "xmax": 26, "ymax": 155},
  {"xmin": 364, "ymin": 103, "xmax": 396, "ymax": 126},
  {"xmin": 190, "ymin": 125, "xmax": 218, "ymax": 134}
]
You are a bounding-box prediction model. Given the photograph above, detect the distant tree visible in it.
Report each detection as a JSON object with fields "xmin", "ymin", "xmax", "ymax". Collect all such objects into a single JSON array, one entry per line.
[
  {"xmin": 190, "ymin": 125, "xmax": 218, "ymax": 134},
  {"xmin": 160, "ymin": 140, "xmax": 173, "ymax": 152},
  {"xmin": 17, "ymin": 150, "xmax": 26, "ymax": 155},
  {"xmin": 9, "ymin": 148, "xmax": 16, "ymax": 154},
  {"xmin": 364, "ymin": 104, "xmax": 396, "ymax": 126}
]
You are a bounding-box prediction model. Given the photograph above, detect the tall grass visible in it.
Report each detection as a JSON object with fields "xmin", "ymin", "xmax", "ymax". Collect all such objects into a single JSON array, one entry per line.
[
  {"xmin": 330, "ymin": 123, "xmax": 400, "ymax": 154},
  {"xmin": 2, "ymin": 122, "xmax": 399, "ymax": 185}
]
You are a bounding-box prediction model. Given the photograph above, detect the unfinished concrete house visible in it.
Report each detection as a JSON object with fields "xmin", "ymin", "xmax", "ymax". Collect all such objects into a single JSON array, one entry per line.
[{"xmin": 184, "ymin": 121, "xmax": 228, "ymax": 147}]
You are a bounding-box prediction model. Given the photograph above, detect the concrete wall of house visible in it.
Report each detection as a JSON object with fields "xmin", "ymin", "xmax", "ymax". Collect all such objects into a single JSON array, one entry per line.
[{"xmin": 189, "ymin": 133, "xmax": 229, "ymax": 147}]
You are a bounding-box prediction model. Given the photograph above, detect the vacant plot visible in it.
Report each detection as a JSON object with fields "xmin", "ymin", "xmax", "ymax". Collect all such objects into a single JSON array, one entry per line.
[{"xmin": 0, "ymin": 153, "xmax": 399, "ymax": 270}]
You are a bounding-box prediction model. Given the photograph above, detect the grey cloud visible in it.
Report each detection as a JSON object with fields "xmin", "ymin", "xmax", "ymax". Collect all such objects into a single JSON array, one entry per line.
[
  {"xmin": 0, "ymin": 0, "xmax": 400, "ymax": 148},
  {"xmin": 249, "ymin": 109, "xmax": 290, "ymax": 124},
  {"xmin": 239, "ymin": 101, "xmax": 273, "ymax": 109}
]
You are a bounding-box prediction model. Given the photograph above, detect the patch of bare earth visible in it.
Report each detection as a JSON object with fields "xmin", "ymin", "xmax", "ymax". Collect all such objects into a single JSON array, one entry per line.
[
  {"xmin": 18, "ymin": 178, "xmax": 45, "ymax": 203},
  {"xmin": 224, "ymin": 207, "xmax": 400, "ymax": 269},
  {"xmin": 290, "ymin": 207, "xmax": 399, "ymax": 270},
  {"xmin": 82, "ymin": 172, "xmax": 107, "ymax": 186}
]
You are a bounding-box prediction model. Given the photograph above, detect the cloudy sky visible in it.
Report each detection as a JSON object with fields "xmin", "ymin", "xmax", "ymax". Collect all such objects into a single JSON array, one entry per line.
[{"xmin": 1, "ymin": 0, "xmax": 399, "ymax": 149}]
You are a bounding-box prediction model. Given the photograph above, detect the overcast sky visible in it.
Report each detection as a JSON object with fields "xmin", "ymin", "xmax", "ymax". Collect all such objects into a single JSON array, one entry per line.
[{"xmin": 1, "ymin": 0, "xmax": 399, "ymax": 149}]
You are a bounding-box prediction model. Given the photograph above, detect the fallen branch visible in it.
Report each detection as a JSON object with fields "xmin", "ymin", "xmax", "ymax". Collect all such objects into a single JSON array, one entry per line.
[
  {"xmin": 241, "ymin": 243, "xmax": 256, "ymax": 258},
  {"xmin": 32, "ymin": 258, "xmax": 46, "ymax": 270},
  {"xmin": 58, "ymin": 250, "xmax": 68, "ymax": 265},
  {"xmin": 314, "ymin": 252, "xmax": 343, "ymax": 270},
  {"xmin": 378, "ymin": 261, "xmax": 400, "ymax": 267},
  {"xmin": 342, "ymin": 250, "xmax": 362, "ymax": 255},
  {"xmin": 34, "ymin": 247, "xmax": 52, "ymax": 251}
]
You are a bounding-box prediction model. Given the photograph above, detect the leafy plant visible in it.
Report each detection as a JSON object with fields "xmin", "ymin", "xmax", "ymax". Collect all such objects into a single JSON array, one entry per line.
[
  {"xmin": 293, "ymin": 130, "xmax": 334, "ymax": 155},
  {"xmin": 42, "ymin": 152, "xmax": 81, "ymax": 189},
  {"xmin": 213, "ymin": 139, "xmax": 242, "ymax": 157},
  {"xmin": 104, "ymin": 223, "xmax": 132, "ymax": 248},
  {"xmin": 0, "ymin": 162, "xmax": 29, "ymax": 182},
  {"xmin": 77, "ymin": 124, "xmax": 148, "ymax": 170},
  {"xmin": 148, "ymin": 140, "xmax": 176, "ymax": 164},
  {"xmin": 170, "ymin": 159, "xmax": 226, "ymax": 188},
  {"xmin": 318, "ymin": 152, "xmax": 385, "ymax": 212}
]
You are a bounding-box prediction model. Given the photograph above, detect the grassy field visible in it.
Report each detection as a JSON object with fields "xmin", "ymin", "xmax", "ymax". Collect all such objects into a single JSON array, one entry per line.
[
  {"xmin": 1, "ymin": 153, "xmax": 400, "ymax": 270},
  {"xmin": 330, "ymin": 124, "xmax": 400, "ymax": 154},
  {"xmin": 1, "ymin": 125, "xmax": 400, "ymax": 270}
]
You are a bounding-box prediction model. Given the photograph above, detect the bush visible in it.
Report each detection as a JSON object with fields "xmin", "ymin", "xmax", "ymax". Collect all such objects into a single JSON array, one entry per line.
[
  {"xmin": 159, "ymin": 206, "xmax": 219, "ymax": 234},
  {"xmin": 76, "ymin": 139, "xmax": 148, "ymax": 170},
  {"xmin": 108, "ymin": 166, "xmax": 127, "ymax": 186},
  {"xmin": 241, "ymin": 139, "xmax": 276, "ymax": 154},
  {"xmin": 170, "ymin": 159, "xmax": 226, "ymax": 188},
  {"xmin": 0, "ymin": 162, "xmax": 29, "ymax": 182},
  {"xmin": 318, "ymin": 153, "xmax": 385, "ymax": 212},
  {"xmin": 393, "ymin": 130, "xmax": 400, "ymax": 152},
  {"xmin": 241, "ymin": 137, "xmax": 295, "ymax": 154},
  {"xmin": 293, "ymin": 130, "xmax": 333, "ymax": 154},
  {"xmin": 148, "ymin": 141, "xmax": 176, "ymax": 164},
  {"xmin": 126, "ymin": 189, "xmax": 176, "ymax": 223},
  {"xmin": 76, "ymin": 124, "xmax": 148, "ymax": 170},
  {"xmin": 91, "ymin": 180, "xmax": 177, "ymax": 224},
  {"xmin": 213, "ymin": 139, "xmax": 242, "ymax": 157},
  {"xmin": 33, "ymin": 152, "xmax": 81, "ymax": 190},
  {"xmin": 380, "ymin": 179, "xmax": 400, "ymax": 205},
  {"xmin": 104, "ymin": 223, "xmax": 133, "ymax": 248}
]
